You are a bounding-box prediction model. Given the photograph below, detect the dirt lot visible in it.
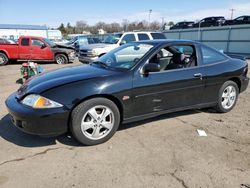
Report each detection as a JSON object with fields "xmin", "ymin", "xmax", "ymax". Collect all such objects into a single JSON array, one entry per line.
[{"xmin": 0, "ymin": 60, "xmax": 249, "ymax": 188}]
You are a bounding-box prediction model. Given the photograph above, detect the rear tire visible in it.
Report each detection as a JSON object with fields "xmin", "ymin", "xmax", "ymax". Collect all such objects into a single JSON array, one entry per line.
[
  {"xmin": 71, "ymin": 98, "xmax": 120, "ymax": 146},
  {"xmin": 55, "ymin": 54, "xmax": 68, "ymax": 64},
  {"xmin": 215, "ymin": 81, "xmax": 239, "ymax": 113},
  {"xmin": 0, "ymin": 53, "xmax": 9, "ymax": 65}
]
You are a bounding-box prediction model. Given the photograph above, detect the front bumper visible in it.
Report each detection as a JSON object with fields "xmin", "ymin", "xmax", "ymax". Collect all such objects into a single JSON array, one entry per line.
[
  {"xmin": 78, "ymin": 55, "xmax": 98, "ymax": 63},
  {"xmin": 5, "ymin": 93, "xmax": 69, "ymax": 136},
  {"xmin": 68, "ymin": 54, "xmax": 76, "ymax": 62}
]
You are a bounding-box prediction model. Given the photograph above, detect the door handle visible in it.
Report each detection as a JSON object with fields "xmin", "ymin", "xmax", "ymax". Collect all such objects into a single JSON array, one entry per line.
[{"xmin": 194, "ymin": 73, "xmax": 203, "ymax": 80}]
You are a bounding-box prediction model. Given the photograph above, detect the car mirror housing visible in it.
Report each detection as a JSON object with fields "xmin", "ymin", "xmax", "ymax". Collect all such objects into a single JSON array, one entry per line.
[
  {"xmin": 143, "ymin": 63, "xmax": 160, "ymax": 74},
  {"xmin": 120, "ymin": 40, "xmax": 126, "ymax": 46},
  {"xmin": 41, "ymin": 44, "xmax": 47, "ymax": 49}
]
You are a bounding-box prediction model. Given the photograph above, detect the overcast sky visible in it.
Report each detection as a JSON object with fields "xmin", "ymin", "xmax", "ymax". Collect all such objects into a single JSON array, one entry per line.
[{"xmin": 0, "ymin": 0, "xmax": 250, "ymax": 27}]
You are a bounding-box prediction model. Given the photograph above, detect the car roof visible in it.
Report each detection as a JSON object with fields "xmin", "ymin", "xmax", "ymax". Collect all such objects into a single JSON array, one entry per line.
[
  {"xmin": 177, "ymin": 21, "xmax": 194, "ymax": 23},
  {"xmin": 111, "ymin": 31, "xmax": 163, "ymax": 35},
  {"xmin": 18, "ymin": 36, "xmax": 45, "ymax": 40},
  {"xmin": 236, "ymin": 15, "xmax": 250, "ymax": 18},
  {"xmin": 203, "ymin": 16, "xmax": 225, "ymax": 19},
  {"xmin": 131, "ymin": 39, "xmax": 201, "ymax": 45}
]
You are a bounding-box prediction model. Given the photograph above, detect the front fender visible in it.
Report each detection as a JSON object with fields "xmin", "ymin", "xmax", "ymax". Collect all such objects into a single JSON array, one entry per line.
[{"xmin": 41, "ymin": 74, "xmax": 133, "ymax": 118}]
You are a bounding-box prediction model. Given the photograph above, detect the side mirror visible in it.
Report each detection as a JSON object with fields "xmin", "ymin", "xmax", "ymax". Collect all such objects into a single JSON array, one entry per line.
[
  {"xmin": 41, "ymin": 44, "xmax": 47, "ymax": 49},
  {"xmin": 143, "ymin": 63, "xmax": 160, "ymax": 74},
  {"xmin": 120, "ymin": 40, "xmax": 126, "ymax": 46}
]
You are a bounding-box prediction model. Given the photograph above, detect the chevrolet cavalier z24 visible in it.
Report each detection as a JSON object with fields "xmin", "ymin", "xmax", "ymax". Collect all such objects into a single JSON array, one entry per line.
[{"xmin": 6, "ymin": 40, "xmax": 249, "ymax": 145}]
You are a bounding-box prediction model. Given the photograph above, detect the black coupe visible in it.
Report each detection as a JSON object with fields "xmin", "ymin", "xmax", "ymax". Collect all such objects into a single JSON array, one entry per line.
[{"xmin": 6, "ymin": 40, "xmax": 249, "ymax": 145}]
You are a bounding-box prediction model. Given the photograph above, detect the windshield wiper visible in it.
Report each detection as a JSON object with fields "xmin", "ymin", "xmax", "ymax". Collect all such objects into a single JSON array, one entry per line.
[{"xmin": 90, "ymin": 61, "xmax": 108, "ymax": 68}]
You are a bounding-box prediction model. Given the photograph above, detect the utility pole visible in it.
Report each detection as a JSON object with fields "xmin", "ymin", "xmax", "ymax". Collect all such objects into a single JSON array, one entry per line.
[
  {"xmin": 148, "ymin": 9, "xmax": 152, "ymax": 30},
  {"xmin": 161, "ymin": 17, "xmax": 165, "ymax": 28},
  {"xmin": 230, "ymin": 8, "xmax": 235, "ymax": 19}
]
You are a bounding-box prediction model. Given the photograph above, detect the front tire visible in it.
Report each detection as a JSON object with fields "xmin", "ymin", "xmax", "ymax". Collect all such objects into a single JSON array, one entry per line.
[
  {"xmin": 71, "ymin": 98, "xmax": 120, "ymax": 146},
  {"xmin": 0, "ymin": 53, "xmax": 9, "ymax": 65},
  {"xmin": 215, "ymin": 81, "xmax": 239, "ymax": 113},
  {"xmin": 55, "ymin": 54, "xmax": 68, "ymax": 64}
]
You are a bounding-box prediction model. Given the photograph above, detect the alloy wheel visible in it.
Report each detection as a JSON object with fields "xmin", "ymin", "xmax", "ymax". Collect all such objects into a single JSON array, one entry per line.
[
  {"xmin": 81, "ymin": 105, "xmax": 114, "ymax": 140},
  {"xmin": 221, "ymin": 85, "xmax": 236, "ymax": 110}
]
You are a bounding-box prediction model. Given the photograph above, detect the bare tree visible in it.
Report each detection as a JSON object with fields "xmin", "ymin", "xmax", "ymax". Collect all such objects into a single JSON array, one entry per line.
[
  {"xmin": 75, "ymin": 20, "xmax": 89, "ymax": 33},
  {"xmin": 150, "ymin": 21, "xmax": 161, "ymax": 30}
]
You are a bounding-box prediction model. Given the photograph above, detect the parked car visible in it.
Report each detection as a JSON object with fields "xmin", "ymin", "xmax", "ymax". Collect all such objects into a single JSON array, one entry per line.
[
  {"xmin": 0, "ymin": 38, "xmax": 16, "ymax": 44},
  {"xmin": 66, "ymin": 36, "xmax": 101, "ymax": 53},
  {"xmin": 170, "ymin": 21, "xmax": 195, "ymax": 30},
  {"xmin": 78, "ymin": 31, "xmax": 166, "ymax": 63},
  {"xmin": 193, "ymin": 16, "xmax": 226, "ymax": 28},
  {"xmin": 0, "ymin": 36, "xmax": 76, "ymax": 65},
  {"xmin": 6, "ymin": 40, "xmax": 249, "ymax": 145},
  {"xmin": 224, "ymin": 15, "xmax": 250, "ymax": 25}
]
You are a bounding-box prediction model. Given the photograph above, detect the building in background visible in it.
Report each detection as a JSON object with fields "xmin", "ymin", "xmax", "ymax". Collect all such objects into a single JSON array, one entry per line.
[
  {"xmin": 47, "ymin": 29, "xmax": 62, "ymax": 40},
  {"xmin": 98, "ymin": 29, "xmax": 106, "ymax": 34},
  {"xmin": 0, "ymin": 24, "xmax": 62, "ymax": 40}
]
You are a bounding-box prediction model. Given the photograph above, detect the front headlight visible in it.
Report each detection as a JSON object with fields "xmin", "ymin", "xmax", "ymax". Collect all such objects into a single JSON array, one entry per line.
[
  {"xmin": 69, "ymin": 51, "xmax": 75, "ymax": 57},
  {"xmin": 89, "ymin": 49, "xmax": 98, "ymax": 57},
  {"xmin": 21, "ymin": 94, "xmax": 63, "ymax": 109}
]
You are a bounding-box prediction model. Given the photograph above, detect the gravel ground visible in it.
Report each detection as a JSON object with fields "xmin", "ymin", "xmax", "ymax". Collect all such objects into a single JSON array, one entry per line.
[{"xmin": 0, "ymin": 59, "xmax": 249, "ymax": 188}]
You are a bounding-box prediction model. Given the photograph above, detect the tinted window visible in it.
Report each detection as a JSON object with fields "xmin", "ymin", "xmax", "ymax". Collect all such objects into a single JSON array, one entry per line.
[
  {"xmin": 201, "ymin": 46, "xmax": 227, "ymax": 64},
  {"xmin": 87, "ymin": 38, "xmax": 95, "ymax": 44},
  {"xmin": 148, "ymin": 44, "xmax": 197, "ymax": 72},
  {"xmin": 0, "ymin": 39, "xmax": 4, "ymax": 43},
  {"xmin": 31, "ymin": 39, "xmax": 44, "ymax": 46},
  {"xmin": 78, "ymin": 37, "xmax": 88, "ymax": 45},
  {"xmin": 138, "ymin": 33, "xmax": 150, "ymax": 41},
  {"xmin": 151, "ymin": 33, "xmax": 166, "ymax": 39},
  {"xmin": 173, "ymin": 45, "xmax": 194, "ymax": 55},
  {"xmin": 21, "ymin": 38, "xmax": 29, "ymax": 46},
  {"xmin": 236, "ymin": 17, "xmax": 244, "ymax": 21},
  {"xmin": 98, "ymin": 43, "xmax": 154, "ymax": 70},
  {"xmin": 121, "ymin": 34, "xmax": 136, "ymax": 44},
  {"xmin": 104, "ymin": 34, "xmax": 122, "ymax": 44}
]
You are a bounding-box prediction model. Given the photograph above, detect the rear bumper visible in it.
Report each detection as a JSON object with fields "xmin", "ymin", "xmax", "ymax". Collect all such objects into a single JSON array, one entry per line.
[
  {"xmin": 240, "ymin": 77, "xmax": 249, "ymax": 93},
  {"xmin": 5, "ymin": 93, "xmax": 69, "ymax": 136}
]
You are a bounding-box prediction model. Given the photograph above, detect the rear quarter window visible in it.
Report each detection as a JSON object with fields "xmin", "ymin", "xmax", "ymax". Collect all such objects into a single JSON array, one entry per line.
[
  {"xmin": 201, "ymin": 46, "xmax": 227, "ymax": 65},
  {"xmin": 138, "ymin": 33, "xmax": 150, "ymax": 41}
]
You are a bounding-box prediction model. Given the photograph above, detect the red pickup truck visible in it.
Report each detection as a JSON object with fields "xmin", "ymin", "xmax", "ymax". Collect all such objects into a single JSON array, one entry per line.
[{"xmin": 0, "ymin": 36, "xmax": 76, "ymax": 65}]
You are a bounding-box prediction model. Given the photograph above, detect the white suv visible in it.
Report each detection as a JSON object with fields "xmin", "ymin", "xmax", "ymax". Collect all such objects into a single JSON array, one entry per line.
[{"xmin": 78, "ymin": 31, "xmax": 166, "ymax": 63}]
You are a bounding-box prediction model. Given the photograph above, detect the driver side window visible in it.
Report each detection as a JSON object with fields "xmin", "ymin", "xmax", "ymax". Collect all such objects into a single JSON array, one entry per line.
[
  {"xmin": 32, "ymin": 39, "xmax": 44, "ymax": 47},
  {"xmin": 121, "ymin": 34, "xmax": 136, "ymax": 44},
  {"xmin": 148, "ymin": 45, "xmax": 197, "ymax": 72}
]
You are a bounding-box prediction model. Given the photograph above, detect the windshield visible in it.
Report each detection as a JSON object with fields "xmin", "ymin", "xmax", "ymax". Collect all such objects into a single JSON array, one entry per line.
[
  {"xmin": 66, "ymin": 36, "xmax": 77, "ymax": 45},
  {"xmin": 44, "ymin": 38, "xmax": 56, "ymax": 47},
  {"xmin": 96, "ymin": 43, "xmax": 154, "ymax": 70},
  {"xmin": 103, "ymin": 34, "xmax": 122, "ymax": 44}
]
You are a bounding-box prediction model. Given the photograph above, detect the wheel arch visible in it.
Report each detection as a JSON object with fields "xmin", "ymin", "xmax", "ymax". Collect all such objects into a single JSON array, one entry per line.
[
  {"xmin": 229, "ymin": 77, "xmax": 241, "ymax": 92},
  {"xmin": 0, "ymin": 50, "xmax": 9, "ymax": 59},
  {"xmin": 68, "ymin": 94, "xmax": 124, "ymax": 128},
  {"xmin": 54, "ymin": 52, "xmax": 69, "ymax": 61}
]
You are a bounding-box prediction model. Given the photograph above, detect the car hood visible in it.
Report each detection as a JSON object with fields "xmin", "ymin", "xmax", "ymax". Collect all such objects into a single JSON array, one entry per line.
[
  {"xmin": 80, "ymin": 43, "xmax": 117, "ymax": 50},
  {"xmin": 53, "ymin": 44, "xmax": 75, "ymax": 50},
  {"xmin": 17, "ymin": 65, "xmax": 118, "ymax": 99}
]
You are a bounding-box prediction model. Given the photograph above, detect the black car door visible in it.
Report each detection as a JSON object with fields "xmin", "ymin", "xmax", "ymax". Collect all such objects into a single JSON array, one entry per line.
[
  {"xmin": 131, "ymin": 43, "xmax": 205, "ymax": 117},
  {"xmin": 199, "ymin": 45, "xmax": 230, "ymax": 103}
]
